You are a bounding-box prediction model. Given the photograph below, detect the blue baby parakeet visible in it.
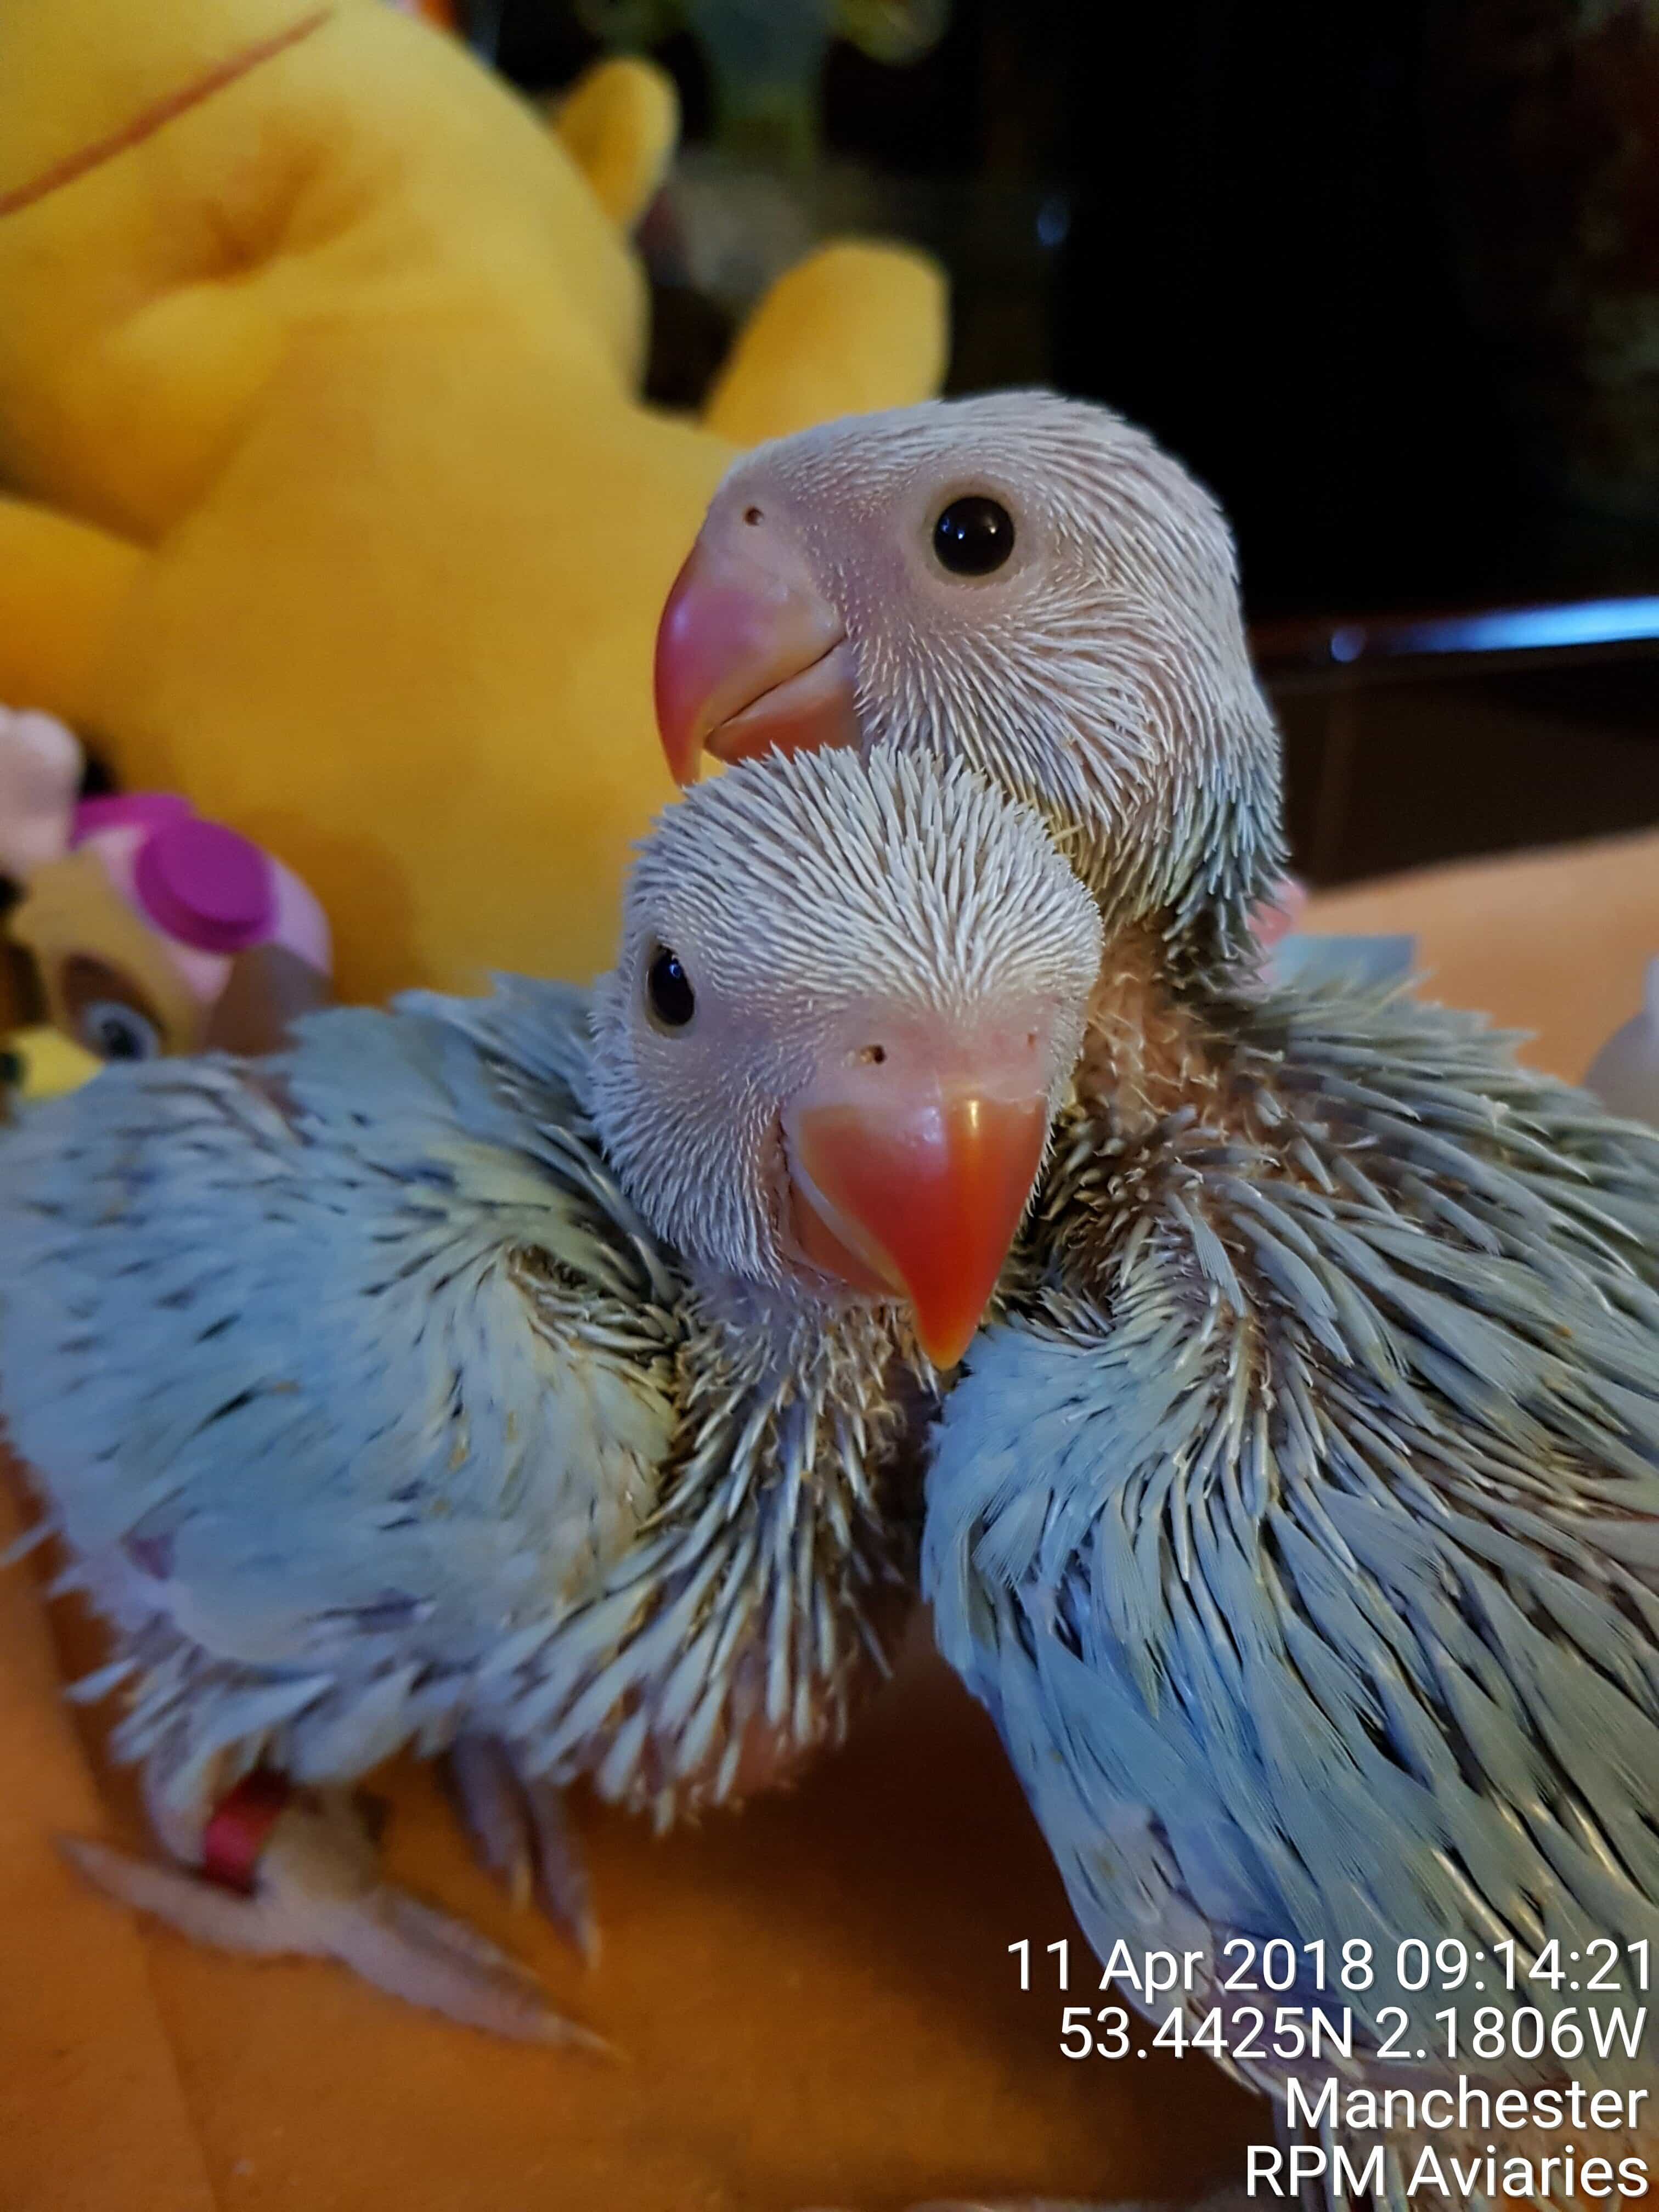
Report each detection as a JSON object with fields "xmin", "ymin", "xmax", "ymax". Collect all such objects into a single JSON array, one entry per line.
[
  {"xmin": 0, "ymin": 739, "xmax": 1102, "ymax": 2045},
  {"xmin": 663, "ymin": 393, "xmax": 1659, "ymax": 2208}
]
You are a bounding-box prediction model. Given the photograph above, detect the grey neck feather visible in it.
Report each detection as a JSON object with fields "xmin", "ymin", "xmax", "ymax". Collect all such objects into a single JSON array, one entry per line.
[{"xmin": 494, "ymin": 1262, "xmax": 938, "ymax": 1825}]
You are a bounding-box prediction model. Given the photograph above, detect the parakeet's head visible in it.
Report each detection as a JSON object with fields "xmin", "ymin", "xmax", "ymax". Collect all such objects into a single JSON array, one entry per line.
[
  {"xmin": 653, "ymin": 390, "xmax": 1286, "ymax": 981},
  {"xmin": 589, "ymin": 743, "xmax": 1102, "ymax": 1367}
]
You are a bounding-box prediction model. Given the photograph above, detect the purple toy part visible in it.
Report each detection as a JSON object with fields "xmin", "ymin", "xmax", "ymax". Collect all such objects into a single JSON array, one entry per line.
[
  {"xmin": 132, "ymin": 817, "xmax": 279, "ymax": 954},
  {"xmin": 72, "ymin": 792, "xmax": 194, "ymax": 843}
]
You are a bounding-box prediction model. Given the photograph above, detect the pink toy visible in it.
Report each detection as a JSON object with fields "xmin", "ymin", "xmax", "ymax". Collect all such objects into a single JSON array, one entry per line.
[{"xmin": 0, "ymin": 707, "xmax": 332, "ymax": 1065}]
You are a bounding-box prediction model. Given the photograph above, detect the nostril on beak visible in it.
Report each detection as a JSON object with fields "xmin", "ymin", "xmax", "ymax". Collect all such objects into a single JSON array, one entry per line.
[
  {"xmin": 857, "ymin": 1043, "xmax": 888, "ymax": 1066},
  {"xmin": 743, "ymin": 506, "xmax": 764, "ymax": 526}
]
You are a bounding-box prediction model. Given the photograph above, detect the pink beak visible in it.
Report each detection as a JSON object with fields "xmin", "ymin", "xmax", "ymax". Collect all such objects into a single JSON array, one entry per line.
[{"xmin": 654, "ymin": 513, "xmax": 862, "ymax": 786}]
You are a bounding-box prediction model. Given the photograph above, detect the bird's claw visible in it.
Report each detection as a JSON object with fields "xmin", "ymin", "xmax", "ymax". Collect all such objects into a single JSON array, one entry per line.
[
  {"xmin": 446, "ymin": 1734, "xmax": 600, "ymax": 1966},
  {"xmin": 58, "ymin": 1792, "xmax": 613, "ymax": 2052},
  {"xmin": 320, "ymin": 1874, "xmax": 613, "ymax": 2051}
]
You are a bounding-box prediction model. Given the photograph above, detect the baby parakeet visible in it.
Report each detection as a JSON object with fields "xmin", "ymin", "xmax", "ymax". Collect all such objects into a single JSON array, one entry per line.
[
  {"xmin": 661, "ymin": 394, "xmax": 1659, "ymax": 2206},
  {"xmin": 0, "ymin": 740, "xmax": 1102, "ymax": 2044}
]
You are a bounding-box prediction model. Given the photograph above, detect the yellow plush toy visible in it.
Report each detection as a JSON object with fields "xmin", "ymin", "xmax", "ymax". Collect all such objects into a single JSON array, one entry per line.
[{"xmin": 0, "ymin": 0, "xmax": 946, "ymax": 1001}]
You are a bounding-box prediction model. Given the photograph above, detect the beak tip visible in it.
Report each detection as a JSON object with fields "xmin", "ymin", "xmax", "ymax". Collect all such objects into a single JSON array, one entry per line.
[
  {"xmin": 652, "ymin": 684, "xmax": 702, "ymax": 788},
  {"xmin": 652, "ymin": 571, "xmax": 702, "ymax": 788},
  {"xmin": 915, "ymin": 1321, "xmax": 978, "ymax": 1372}
]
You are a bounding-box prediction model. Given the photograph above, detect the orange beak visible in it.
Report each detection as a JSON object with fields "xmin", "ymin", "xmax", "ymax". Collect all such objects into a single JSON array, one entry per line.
[
  {"xmin": 784, "ymin": 1082, "xmax": 1051, "ymax": 1369},
  {"xmin": 654, "ymin": 516, "xmax": 862, "ymax": 786}
]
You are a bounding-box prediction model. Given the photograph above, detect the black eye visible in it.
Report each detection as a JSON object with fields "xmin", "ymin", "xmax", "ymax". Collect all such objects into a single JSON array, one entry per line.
[
  {"xmin": 80, "ymin": 1001, "xmax": 162, "ymax": 1062},
  {"xmin": 646, "ymin": 946, "xmax": 696, "ymax": 1030},
  {"xmin": 933, "ymin": 495, "xmax": 1015, "ymax": 576}
]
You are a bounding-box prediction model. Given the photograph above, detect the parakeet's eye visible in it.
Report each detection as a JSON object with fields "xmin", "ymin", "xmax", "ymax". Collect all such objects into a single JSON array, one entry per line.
[
  {"xmin": 933, "ymin": 495, "xmax": 1015, "ymax": 576},
  {"xmin": 646, "ymin": 946, "xmax": 696, "ymax": 1030},
  {"xmin": 79, "ymin": 1001, "xmax": 162, "ymax": 1062}
]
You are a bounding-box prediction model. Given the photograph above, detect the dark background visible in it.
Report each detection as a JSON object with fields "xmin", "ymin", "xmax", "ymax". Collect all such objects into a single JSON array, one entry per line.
[{"xmin": 494, "ymin": 0, "xmax": 1659, "ymax": 886}]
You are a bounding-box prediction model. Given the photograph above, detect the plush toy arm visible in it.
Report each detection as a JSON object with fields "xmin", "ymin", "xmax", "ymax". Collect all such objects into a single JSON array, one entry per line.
[
  {"xmin": 0, "ymin": 497, "xmax": 142, "ymax": 725},
  {"xmin": 551, "ymin": 57, "xmax": 679, "ymax": 235},
  {"xmin": 701, "ymin": 240, "xmax": 949, "ymax": 447}
]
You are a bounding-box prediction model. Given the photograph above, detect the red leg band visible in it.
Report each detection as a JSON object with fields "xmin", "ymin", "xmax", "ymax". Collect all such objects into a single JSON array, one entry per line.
[{"xmin": 201, "ymin": 1769, "xmax": 292, "ymax": 1893}]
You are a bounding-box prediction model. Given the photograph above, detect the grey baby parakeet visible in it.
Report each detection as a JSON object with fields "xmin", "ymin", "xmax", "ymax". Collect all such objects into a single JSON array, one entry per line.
[{"xmin": 0, "ymin": 738, "xmax": 1101, "ymax": 2045}]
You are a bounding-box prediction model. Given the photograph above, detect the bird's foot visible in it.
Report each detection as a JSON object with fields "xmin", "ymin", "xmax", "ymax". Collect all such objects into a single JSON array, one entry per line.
[
  {"xmin": 445, "ymin": 1733, "xmax": 599, "ymax": 1965},
  {"xmin": 59, "ymin": 1779, "xmax": 612, "ymax": 2050}
]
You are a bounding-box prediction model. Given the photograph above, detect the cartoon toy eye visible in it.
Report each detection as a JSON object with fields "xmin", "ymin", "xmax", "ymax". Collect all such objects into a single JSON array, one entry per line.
[
  {"xmin": 933, "ymin": 495, "xmax": 1015, "ymax": 576},
  {"xmin": 78, "ymin": 1000, "xmax": 162, "ymax": 1062},
  {"xmin": 646, "ymin": 945, "xmax": 696, "ymax": 1030}
]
